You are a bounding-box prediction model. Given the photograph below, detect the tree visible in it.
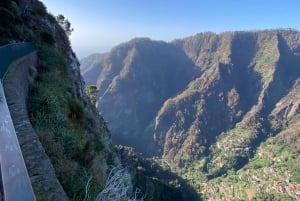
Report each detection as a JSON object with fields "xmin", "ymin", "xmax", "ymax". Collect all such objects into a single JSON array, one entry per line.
[{"xmin": 56, "ymin": 14, "xmax": 73, "ymax": 36}]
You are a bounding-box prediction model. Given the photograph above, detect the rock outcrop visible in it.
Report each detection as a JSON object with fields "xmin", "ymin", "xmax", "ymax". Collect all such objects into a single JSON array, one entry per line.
[{"xmin": 0, "ymin": 0, "xmax": 123, "ymax": 199}]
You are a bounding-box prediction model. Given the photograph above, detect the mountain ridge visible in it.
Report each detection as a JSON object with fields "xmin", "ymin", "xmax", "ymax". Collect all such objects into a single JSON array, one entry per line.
[{"xmin": 82, "ymin": 29, "xmax": 300, "ymax": 200}]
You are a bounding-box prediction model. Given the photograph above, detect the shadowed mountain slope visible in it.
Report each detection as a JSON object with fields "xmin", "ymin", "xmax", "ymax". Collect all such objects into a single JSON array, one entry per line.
[
  {"xmin": 82, "ymin": 29, "xmax": 300, "ymax": 200},
  {"xmin": 83, "ymin": 38, "xmax": 200, "ymax": 153}
]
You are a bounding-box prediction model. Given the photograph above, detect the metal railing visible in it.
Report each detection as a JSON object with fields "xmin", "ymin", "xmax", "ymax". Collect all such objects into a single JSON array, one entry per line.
[
  {"xmin": 0, "ymin": 42, "xmax": 36, "ymax": 80},
  {"xmin": 0, "ymin": 42, "xmax": 36, "ymax": 201}
]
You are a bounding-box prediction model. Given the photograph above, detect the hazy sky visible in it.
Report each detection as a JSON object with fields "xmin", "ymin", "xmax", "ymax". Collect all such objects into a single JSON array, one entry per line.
[{"xmin": 40, "ymin": 0, "xmax": 300, "ymax": 59}]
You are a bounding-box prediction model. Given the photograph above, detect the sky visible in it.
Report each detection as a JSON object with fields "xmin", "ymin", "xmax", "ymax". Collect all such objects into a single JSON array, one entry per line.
[{"xmin": 40, "ymin": 0, "xmax": 300, "ymax": 59}]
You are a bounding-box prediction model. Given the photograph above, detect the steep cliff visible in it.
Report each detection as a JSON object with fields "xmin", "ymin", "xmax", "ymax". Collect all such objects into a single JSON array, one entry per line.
[{"xmin": 0, "ymin": 0, "xmax": 122, "ymax": 200}]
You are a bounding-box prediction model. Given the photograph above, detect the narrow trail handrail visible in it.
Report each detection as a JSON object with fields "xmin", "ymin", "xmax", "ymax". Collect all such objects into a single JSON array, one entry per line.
[
  {"xmin": 0, "ymin": 42, "xmax": 36, "ymax": 80},
  {"xmin": 0, "ymin": 42, "xmax": 36, "ymax": 201}
]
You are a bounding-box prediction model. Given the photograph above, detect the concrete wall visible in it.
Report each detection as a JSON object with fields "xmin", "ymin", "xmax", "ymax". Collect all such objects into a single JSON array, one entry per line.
[{"xmin": 3, "ymin": 53, "xmax": 69, "ymax": 201}]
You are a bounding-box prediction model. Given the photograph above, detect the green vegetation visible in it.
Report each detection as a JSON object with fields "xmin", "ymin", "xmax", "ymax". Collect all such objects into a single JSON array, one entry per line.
[
  {"xmin": 0, "ymin": 1, "xmax": 23, "ymax": 43},
  {"xmin": 86, "ymin": 85, "xmax": 98, "ymax": 105},
  {"xmin": 28, "ymin": 46, "xmax": 107, "ymax": 200},
  {"xmin": 68, "ymin": 99, "xmax": 84, "ymax": 121},
  {"xmin": 0, "ymin": 1, "xmax": 126, "ymax": 200},
  {"xmin": 4, "ymin": 3, "xmax": 300, "ymax": 199},
  {"xmin": 56, "ymin": 14, "xmax": 74, "ymax": 36},
  {"xmin": 40, "ymin": 30, "xmax": 55, "ymax": 45},
  {"xmin": 116, "ymin": 145, "xmax": 203, "ymax": 201},
  {"xmin": 32, "ymin": 0, "xmax": 47, "ymax": 16},
  {"xmin": 254, "ymin": 34, "xmax": 279, "ymax": 83}
]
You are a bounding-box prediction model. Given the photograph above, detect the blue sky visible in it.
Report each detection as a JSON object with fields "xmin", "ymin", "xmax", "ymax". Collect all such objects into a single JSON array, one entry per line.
[{"xmin": 41, "ymin": 0, "xmax": 300, "ymax": 59}]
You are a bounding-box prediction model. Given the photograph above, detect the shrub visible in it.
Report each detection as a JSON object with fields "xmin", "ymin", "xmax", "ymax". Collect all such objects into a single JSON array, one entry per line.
[
  {"xmin": 40, "ymin": 30, "xmax": 55, "ymax": 46},
  {"xmin": 95, "ymin": 140, "xmax": 105, "ymax": 152},
  {"xmin": 11, "ymin": 25, "xmax": 34, "ymax": 41},
  {"xmin": 86, "ymin": 85, "xmax": 98, "ymax": 105},
  {"xmin": 68, "ymin": 99, "xmax": 83, "ymax": 121},
  {"xmin": 9, "ymin": 1, "xmax": 21, "ymax": 20},
  {"xmin": 38, "ymin": 47, "xmax": 67, "ymax": 71},
  {"xmin": 32, "ymin": 1, "xmax": 46, "ymax": 16},
  {"xmin": 28, "ymin": 48, "xmax": 91, "ymax": 198}
]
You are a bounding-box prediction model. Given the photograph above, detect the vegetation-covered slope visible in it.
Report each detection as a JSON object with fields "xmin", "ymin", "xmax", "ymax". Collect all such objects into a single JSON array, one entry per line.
[
  {"xmin": 82, "ymin": 29, "xmax": 300, "ymax": 200},
  {"xmin": 0, "ymin": 0, "xmax": 121, "ymax": 200}
]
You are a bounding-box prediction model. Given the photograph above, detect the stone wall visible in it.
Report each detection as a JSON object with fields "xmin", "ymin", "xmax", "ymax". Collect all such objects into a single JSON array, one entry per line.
[{"xmin": 3, "ymin": 52, "xmax": 69, "ymax": 201}]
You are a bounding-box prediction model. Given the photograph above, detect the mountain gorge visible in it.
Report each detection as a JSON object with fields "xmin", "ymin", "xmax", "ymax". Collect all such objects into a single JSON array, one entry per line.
[
  {"xmin": 82, "ymin": 30, "xmax": 300, "ymax": 200},
  {"xmin": 83, "ymin": 38, "xmax": 200, "ymax": 153}
]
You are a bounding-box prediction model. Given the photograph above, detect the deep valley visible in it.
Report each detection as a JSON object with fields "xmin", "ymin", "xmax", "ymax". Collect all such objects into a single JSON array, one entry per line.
[{"xmin": 82, "ymin": 30, "xmax": 300, "ymax": 200}]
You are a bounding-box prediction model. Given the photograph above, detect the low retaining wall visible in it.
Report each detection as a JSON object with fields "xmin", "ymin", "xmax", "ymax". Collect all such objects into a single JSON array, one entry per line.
[
  {"xmin": 0, "ymin": 82, "xmax": 36, "ymax": 201},
  {"xmin": 3, "ymin": 52, "xmax": 69, "ymax": 201}
]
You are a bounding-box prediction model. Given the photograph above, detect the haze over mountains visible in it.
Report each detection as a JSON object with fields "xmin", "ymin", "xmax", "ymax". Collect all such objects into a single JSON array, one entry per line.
[{"xmin": 82, "ymin": 29, "xmax": 300, "ymax": 200}]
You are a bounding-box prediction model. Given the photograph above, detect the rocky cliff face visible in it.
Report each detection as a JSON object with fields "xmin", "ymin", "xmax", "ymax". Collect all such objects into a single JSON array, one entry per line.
[
  {"xmin": 83, "ymin": 38, "xmax": 200, "ymax": 154},
  {"xmin": 1, "ymin": 0, "xmax": 121, "ymax": 200},
  {"xmin": 82, "ymin": 29, "xmax": 300, "ymax": 199}
]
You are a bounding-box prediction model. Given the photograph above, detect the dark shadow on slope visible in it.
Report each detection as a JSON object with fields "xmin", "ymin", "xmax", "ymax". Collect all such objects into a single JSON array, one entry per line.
[
  {"xmin": 261, "ymin": 33, "xmax": 300, "ymax": 119},
  {"xmin": 200, "ymin": 32, "xmax": 261, "ymax": 145},
  {"xmin": 201, "ymin": 33, "xmax": 261, "ymax": 153},
  {"xmin": 116, "ymin": 145, "xmax": 203, "ymax": 201},
  {"xmin": 99, "ymin": 39, "xmax": 201, "ymax": 156},
  {"xmin": 228, "ymin": 32, "xmax": 262, "ymax": 112},
  {"xmin": 152, "ymin": 32, "xmax": 262, "ymax": 168},
  {"xmin": 252, "ymin": 33, "xmax": 300, "ymax": 146},
  {"xmin": 234, "ymin": 32, "xmax": 300, "ymax": 171}
]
